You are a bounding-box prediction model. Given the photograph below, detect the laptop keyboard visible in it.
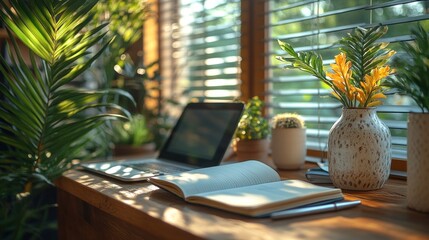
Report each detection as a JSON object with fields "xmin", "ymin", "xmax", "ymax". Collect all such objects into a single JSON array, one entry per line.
[{"xmin": 126, "ymin": 162, "xmax": 190, "ymax": 175}]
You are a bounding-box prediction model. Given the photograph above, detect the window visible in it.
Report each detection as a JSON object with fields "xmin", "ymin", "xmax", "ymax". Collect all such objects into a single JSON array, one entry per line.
[
  {"xmin": 157, "ymin": 0, "xmax": 428, "ymax": 166},
  {"xmin": 159, "ymin": 0, "xmax": 241, "ymax": 114},
  {"xmin": 267, "ymin": 0, "xmax": 429, "ymax": 162}
]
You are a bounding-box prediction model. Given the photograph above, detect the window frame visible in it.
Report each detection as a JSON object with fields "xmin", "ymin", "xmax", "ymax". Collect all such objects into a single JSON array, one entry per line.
[{"xmin": 151, "ymin": 0, "xmax": 411, "ymax": 171}]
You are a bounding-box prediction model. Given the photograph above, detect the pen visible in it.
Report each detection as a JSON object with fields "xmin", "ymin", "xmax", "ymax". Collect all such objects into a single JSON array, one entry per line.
[{"xmin": 271, "ymin": 200, "xmax": 361, "ymax": 220}]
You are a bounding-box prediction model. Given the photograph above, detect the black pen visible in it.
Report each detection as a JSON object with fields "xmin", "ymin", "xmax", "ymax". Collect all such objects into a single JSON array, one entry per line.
[{"xmin": 271, "ymin": 200, "xmax": 361, "ymax": 220}]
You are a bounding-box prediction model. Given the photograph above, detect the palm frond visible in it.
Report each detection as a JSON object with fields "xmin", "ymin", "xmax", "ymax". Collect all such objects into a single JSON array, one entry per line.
[
  {"xmin": 277, "ymin": 39, "xmax": 330, "ymax": 87},
  {"xmin": 385, "ymin": 24, "xmax": 429, "ymax": 112},
  {"xmin": 0, "ymin": 2, "xmax": 136, "ymax": 235},
  {"xmin": 340, "ymin": 25, "xmax": 391, "ymax": 83},
  {"xmin": 0, "ymin": 0, "xmax": 132, "ymax": 202}
]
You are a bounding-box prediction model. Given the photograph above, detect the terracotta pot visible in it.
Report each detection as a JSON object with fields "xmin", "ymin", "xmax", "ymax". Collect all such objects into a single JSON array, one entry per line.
[
  {"xmin": 271, "ymin": 128, "xmax": 306, "ymax": 170},
  {"xmin": 113, "ymin": 142, "xmax": 156, "ymax": 157},
  {"xmin": 328, "ymin": 108, "xmax": 391, "ymax": 190},
  {"xmin": 234, "ymin": 139, "xmax": 269, "ymax": 163},
  {"xmin": 407, "ymin": 113, "xmax": 429, "ymax": 212}
]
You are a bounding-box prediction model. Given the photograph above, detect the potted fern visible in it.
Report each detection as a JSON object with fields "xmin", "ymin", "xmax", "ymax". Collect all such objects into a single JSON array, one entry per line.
[
  {"xmin": 385, "ymin": 24, "xmax": 429, "ymax": 212},
  {"xmin": 271, "ymin": 113, "xmax": 306, "ymax": 170},
  {"xmin": 0, "ymin": 0, "xmax": 131, "ymax": 237},
  {"xmin": 234, "ymin": 96, "xmax": 270, "ymax": 163}
]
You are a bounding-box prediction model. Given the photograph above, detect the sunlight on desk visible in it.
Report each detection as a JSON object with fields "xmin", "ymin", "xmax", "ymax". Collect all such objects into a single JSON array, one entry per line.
[
  {"xmin": 162, "ymin": 207, "xmax": 186, "ymax": 223},
  {"xmin": 56, "ymin": 167, "xmax": 429, "ymax": 240}
]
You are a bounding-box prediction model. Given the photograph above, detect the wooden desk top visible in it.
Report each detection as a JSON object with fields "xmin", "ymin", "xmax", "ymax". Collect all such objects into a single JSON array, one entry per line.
[{"xmin": 56, "ymin": 161, "xmax": 429, "ymax": 240}]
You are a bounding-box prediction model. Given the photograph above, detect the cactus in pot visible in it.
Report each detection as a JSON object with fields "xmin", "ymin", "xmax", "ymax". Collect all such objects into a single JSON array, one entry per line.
[
  {"xmin": 271, "ymin": 113, "xmax": 306, "ymax": 170},
  {"xmin": 272, "ymin": 113, "xmax": 305, "ymax": 129}
]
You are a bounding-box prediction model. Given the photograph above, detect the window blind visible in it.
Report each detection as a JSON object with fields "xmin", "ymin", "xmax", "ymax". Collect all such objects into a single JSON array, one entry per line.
[
  {"xmin": 159, "ymin": 0, "xmax": 241, "ymax": 114},
  {"xmin": 267, "ymin": 0, "xmax": 429, "ymax": 160}
]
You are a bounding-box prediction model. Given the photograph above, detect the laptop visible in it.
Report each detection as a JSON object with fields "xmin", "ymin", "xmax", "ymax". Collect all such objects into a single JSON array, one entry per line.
[{"xmin": 81, "ymin": 102, "xmax": 244, "ymax": 181}]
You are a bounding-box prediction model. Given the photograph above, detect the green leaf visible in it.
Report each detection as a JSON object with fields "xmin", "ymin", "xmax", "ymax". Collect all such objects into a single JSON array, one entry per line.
[{"xmin": 0, "ymin": 0, "xmax": 131, "ymax": 228}]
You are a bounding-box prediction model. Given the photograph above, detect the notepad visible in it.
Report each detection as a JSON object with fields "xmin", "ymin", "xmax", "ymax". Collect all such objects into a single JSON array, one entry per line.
[
  {"xmin": 305, "ymin": 167, "xmax": 333, "ymax": 184},
  {"xmin": 148, "ymin": 160, "xmax": 343, "ymax": 217}
]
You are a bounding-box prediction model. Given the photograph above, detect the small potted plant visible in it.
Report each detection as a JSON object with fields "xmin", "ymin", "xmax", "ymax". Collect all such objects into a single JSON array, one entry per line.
[
  {"xmin": 271, "ymin": 113, "xmax": 306, "ymax": 169},
  {"xmin": 385, "ymin": 24, "xmax": 429, "ymax": 212},
  {"xmin": 234, "ymin": 96, "xmax": 270, "ymax": 162},
  {"xmin": 112, "ymin": 114, "xmax": 156, "ymax": 156}
]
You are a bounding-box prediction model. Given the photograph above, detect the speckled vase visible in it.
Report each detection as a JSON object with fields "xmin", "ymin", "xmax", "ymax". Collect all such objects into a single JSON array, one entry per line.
[
  {"xmin": 328, "ymin": 108, "xmax": 391, "ymax": 190},
  {"xmin": 407, "ymin": 113, "xmax": 429, "ymax": 212}
]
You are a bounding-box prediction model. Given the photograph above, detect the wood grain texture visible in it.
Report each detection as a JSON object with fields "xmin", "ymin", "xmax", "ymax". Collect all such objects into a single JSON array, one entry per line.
[{"xmin": 56, "ymin": 163, "xmax": 429, "ymax": 240}]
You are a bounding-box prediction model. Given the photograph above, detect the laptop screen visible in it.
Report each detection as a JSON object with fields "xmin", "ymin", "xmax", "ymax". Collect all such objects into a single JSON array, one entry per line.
[{"xmin": 158, "ymin": 102, "xmax": 244, "ymax": 167}]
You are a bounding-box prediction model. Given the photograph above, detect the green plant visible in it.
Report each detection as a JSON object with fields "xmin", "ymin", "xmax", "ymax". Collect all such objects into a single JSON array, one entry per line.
[
  {"xmin": 114, "ymin": 54, "xmax": 161, "ymax": 115},
  {"xmin": 89, "ymin": 0, "xmax": 159, "ymax": 151},
  {"xmin": 271, "ymin": 113, "xmax": 305, "ymax": 129},
  {"xmin": 0, "ymin": 0, "xmax": 131, "ymax": 238},
  {"xmin": 385, "ymin": 24, "xmax": 429, "ymax": 113},
  {"xmin": 235, "ymin": 96, "xmax": 269, "ymax": 140},
  {"xmin": 112, "ymin": 114, "xmax": 153, "ymax": 146},
  {"xmin": 91, "ymin": 0, "xmax": 151, "ymax": 88},
  {"xmin": 277, "ymin": 25, "xmax": 396, "ymax": 108}
]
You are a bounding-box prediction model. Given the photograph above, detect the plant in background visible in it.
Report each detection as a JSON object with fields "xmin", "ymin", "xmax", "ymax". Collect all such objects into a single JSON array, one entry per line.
[
  {"xmin": 235, "ymin": 96, "xmax": 269, "ymax": 140},
  {"xmin": 114, "ymin": 54, "xmax": 160, "ymax": 113},
  {"xmin": 112, "ymin": 114, "xmax": 153, "ymax": 146},
  {"xmin": 89, "ymin": 0, "xmax": 164, "ymax": 151},
  {"xmin": 0, "ymin": 0, "xmax": 131, "ymax": 238},
  {"xmin": 277, "ymin": 25, "xmax": 396, "ymax": 108},
  {"xmin": 112, "ymin": 53, "xmax": 175, "ymax": 150},
  {"xmin": 271, "ymin": 113, "xmax": 305, "ymax": 129},
  {"xmin": 91, "ymin": 0, "xmax": 152, "ymax": 88},
  {"xmin": 385, "ymin": 24, "xmax": 429, "ymax": 113}
]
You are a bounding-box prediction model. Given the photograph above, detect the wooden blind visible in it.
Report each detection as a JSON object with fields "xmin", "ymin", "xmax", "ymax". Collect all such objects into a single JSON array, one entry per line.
[
  {"xmin": 266, "ymin": 0, "xmax": 429, "ymax": 161},
  {"xmin": 159, "ymin": 0, "xmax": 242, "ymax": 114}
]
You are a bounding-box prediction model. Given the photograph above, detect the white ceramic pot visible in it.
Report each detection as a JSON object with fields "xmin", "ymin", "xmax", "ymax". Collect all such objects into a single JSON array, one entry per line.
[
  {"xmin": 271, "ymin": 128, "xmax": 306, "ymax": 170},
  {"xmin": 328, "ymin": 108, "xmax": 391, "ymax": 190},
  {"xmin": 407, "ymin": 113, "xmax": 429, "ymax": 212}
]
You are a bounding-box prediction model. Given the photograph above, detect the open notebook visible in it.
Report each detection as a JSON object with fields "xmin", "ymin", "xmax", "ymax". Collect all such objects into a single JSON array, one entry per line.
[
  {"xmin": 148, "ymin": 160, "xmax": 344, "ymax": 217},
  {"xmin": 81, "ymin": 102, "xmax": 244, "ymax": 181}
]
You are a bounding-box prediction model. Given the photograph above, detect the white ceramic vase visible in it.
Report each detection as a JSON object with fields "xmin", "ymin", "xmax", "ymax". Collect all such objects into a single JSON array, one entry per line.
[
  {"xmin": 407, "ymin": 113, "xmax": 429, "ymax": 212},
  {"xmin": 328, "ymin": 108, "xmax": 391, "ymax": 190},
  {"xmin": 271, "ymin": 128, "xmax": 306, "ymax": 170}
]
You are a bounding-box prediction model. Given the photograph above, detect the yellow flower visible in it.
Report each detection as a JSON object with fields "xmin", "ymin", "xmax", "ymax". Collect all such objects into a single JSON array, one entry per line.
[
  {"xmin": 326, "ymin": 53, "xmax": 355, "ymax": 102},
  {"xmin": 357, "ymin": 66, "xmax": 393, "ymax": 107},
  {"xmin": 326, "ymin": 53, "xmax": 394, "ymax": 107}
]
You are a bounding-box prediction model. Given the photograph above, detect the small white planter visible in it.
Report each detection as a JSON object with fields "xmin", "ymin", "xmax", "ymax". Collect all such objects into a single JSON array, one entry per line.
[
  {"xmin": 271, "ymin": 128, "xmax": 306, "ymax": 170},
  {"xmin": 407, "ymin": 113, "xmax": 429, "ymax": 212}
]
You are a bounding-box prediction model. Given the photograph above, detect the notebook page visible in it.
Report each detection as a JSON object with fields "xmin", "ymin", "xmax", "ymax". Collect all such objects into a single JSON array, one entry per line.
[
  {"xmin": 187, "ymin": 180, "xmax": 343, "ymax": 216},
  {"xmin": 152, "ymin": 160, "xmax": 280, "ymax": 198}
]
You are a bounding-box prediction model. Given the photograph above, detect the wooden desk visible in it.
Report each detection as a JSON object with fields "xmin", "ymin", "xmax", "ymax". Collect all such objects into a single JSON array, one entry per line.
[{"xmin": 56, "ymin": 162, "xmax": 429, "ymax": 240}]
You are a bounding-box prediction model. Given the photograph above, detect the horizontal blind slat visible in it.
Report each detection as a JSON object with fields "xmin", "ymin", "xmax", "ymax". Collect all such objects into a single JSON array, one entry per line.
[{"xmin": 265, "ymin": 0, "xmax": 318, "ymax": 14}]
